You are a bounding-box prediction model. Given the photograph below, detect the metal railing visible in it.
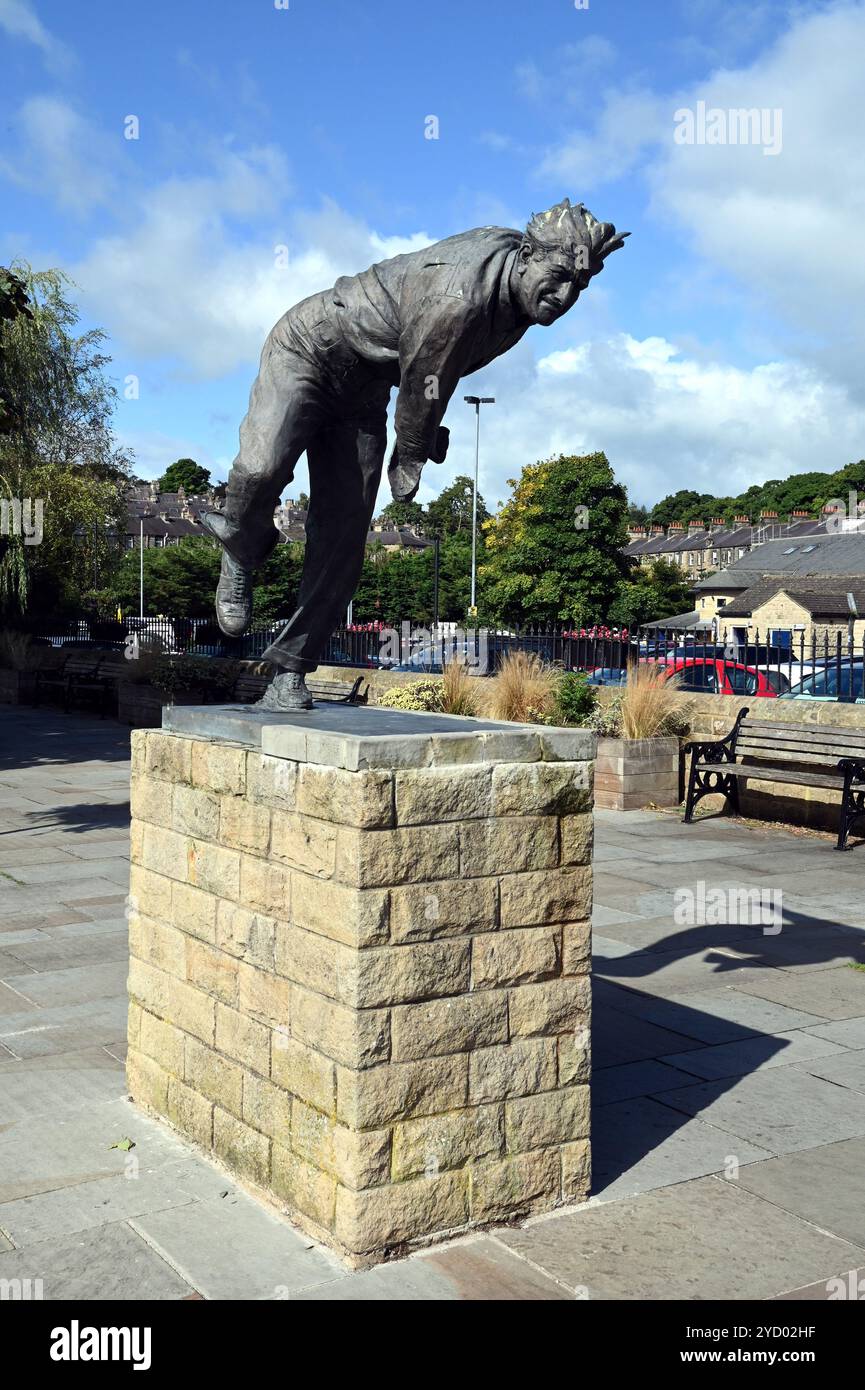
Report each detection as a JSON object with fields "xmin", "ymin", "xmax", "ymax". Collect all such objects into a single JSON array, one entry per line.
[{"xmin": 20, "ymin": 618, "xmax": 865, "ymax": 700}]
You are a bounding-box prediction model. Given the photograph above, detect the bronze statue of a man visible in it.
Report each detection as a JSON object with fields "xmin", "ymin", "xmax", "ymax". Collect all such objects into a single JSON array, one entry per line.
[{"xmin": 203, "ymin": 198, "xmax": 627, "ymax": 709}]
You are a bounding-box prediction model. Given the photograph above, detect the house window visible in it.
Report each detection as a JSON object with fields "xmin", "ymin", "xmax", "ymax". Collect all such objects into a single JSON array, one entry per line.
[
  {"xmin": 717, "ymin": 598, "xmax": 727, "ymax": 607},
  {"xmin": 770, "ymin": 629, "xmax": 792, "ymax": 649}
]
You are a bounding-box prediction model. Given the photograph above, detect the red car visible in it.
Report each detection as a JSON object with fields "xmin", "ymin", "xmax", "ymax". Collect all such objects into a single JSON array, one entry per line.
[{"xmin": 652, "ymin": 657, "xmax": 778, "ymax": 698}]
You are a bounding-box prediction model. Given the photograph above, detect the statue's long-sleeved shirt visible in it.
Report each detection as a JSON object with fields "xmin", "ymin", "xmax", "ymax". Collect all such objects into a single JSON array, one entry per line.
[{"xmin": 281, "ymin": 228, "xmax": 531, "ymax": 462}]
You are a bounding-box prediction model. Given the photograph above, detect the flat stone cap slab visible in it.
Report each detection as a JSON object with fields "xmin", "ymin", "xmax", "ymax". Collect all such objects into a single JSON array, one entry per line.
[{"xmin": 161, "ymin": 703, "xmax": 595, "ymax": 770}]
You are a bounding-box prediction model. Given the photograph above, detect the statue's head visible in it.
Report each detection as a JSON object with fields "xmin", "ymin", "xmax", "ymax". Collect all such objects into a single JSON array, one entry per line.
[{"xmin": 512, "ymin": 198, "xmax": 629, "ymax": 325}]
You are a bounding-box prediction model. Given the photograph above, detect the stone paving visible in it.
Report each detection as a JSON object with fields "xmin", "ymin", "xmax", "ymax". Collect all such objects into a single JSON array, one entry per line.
[{"xmin": 1, "ymin": 705, "xmax": 864, "ymax": 1299}]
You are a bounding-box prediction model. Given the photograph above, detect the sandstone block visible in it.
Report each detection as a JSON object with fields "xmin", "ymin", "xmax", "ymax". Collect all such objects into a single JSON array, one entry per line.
[
  {"xmin": 469, "ymin": 1038, "xmax": 557, "ymax": 1103},
  {"xmin": 472, "ymin": 927, "xmax": 560, "ymax": 989},
  {"xmin": 186, "ymin": 939, "xmax": 239, "ymax": 1007},
  {"xmin": 186, "ymin": 839, "xmax": 240, "ymax": 900},
  {"xmin": 297, "ymin": 764, "xmax": 394, "ymax": 828},
  {"xmin": 391, "ymin": 991, "xmax": 508, "ymax": 1061},
  {"xmin": 139, "ymin": 1008, "xmax": 183, "ymax": 1075},
  {"xmin": 143, "ymin": 732, "xmax": 192, "ymax": 785},
  {"xmin": 395, "ymin": 766, "xmax": 491, "ymax": 825},
  {"xmin": 291, "ymin": 1099, "xmax": 390, "ymax": 1189},
  {"xmin": 291, "ymin": 876, "xmax": 389, "ymax": 948},
  {"xmin": 460, "ymin": 816, "xmax": 558, "ymax": 878},
  {"xmin": 289, "ymin": 983, "xmax": 389, "ymax": 1070},
  {"xmin": 560, "ymin": 813, "xmax": 594, "ymax": 865},
  {"xmin": 239, "ymin": 855, "xmax": 291, "ymax": 918},
  {"xmin": 237, "ymin": 962, "xmax": 291, "ymax": 1030},
  {"xmin": 336, "ymin": 824, "xmax": 459, "ymax": 888},
  {"xmin": 272, "ymin": 1145, "xmax": 336, "ymax": 1231},
  {"xmin": 336, "ymin": 1053, "xmax": 468, "ymax": 1129},
  {"xmin": 389, "ymin": 877, "xmax": 497, "ymax": 943},
  {"xmin": 470, "ymin": 1147, "xmax": 560, "ymax": 1223},
  {"xmin": 168, "ymin": 976, "xmax": 215, "ymax": 1044},
  {"xmin": 219, "ymin": 795, "xmax": 271, "ymax": 854},
  {"xmin": 172, "ymin": 784, "xmax": 221, "ymax": 842},
  {"xmin": 505, "ymin": 1085, "xmax": 589, "ymax": 1153},
  {"xmin": 185, "ymin": 1035, "xmax": 243, "ymax": 1118},
  {"xmin": 562, "ymin": 920, "xmax": 591, "ymax": 975},
  {"xmin": 215, "ymin": 1002, "xmax": 271, "ymax": 1076},
  {"xmin": 215, "ymin": 901, "xmax": 276, "ymax": 970},
  {"xmin": 213, "ymin": 1108, "xmax": 270, "ymax": 1186},
  {"xmin": 130, "ymin": 776, "xmax": 173, "ymax": 828},
  {"xmin": 246, "ymin": 752, "xmax": 298, "ymax": 809},
  {"xmin": 168, "ymin": 881, "xmax": 218, "ymax": 945},
  {"xmin": 500, "ymin": 868, "xmax": 591, "ymax": 927},
  {"xmin": 127, "ymin": 1047, "xmax": 169, "ymax": 1113},
  {"xmin": 271, "ymin": 812, "xmax": 337, "ymax": 877},
  {"xmin": 191, "ymin": 741, "xmax": 246, "ymax": 795},
  {"xmin": 167, "ymin": 1075, "xmax": 213, "ymax": 1148},
  {"xmin": 243, "ymin": 1073, "xmax": 292, "ymax": 1145},
  {"xmin": 491, "ymin": 762, "xmax": 591, "ymax": 817},
  {"xmin": 334, "ymin": 1171, "xmax": 468, "ymax": 1255},
  {"xmin": 271, "ymin": 1035, "xmax": 336, "ymax": 1115},
  {"xmin": 508, "ymin": 977, "xmax": 590, "ymax": 1038},
  {"xmin": 391, "ymin": 1104, "xmax": 503, "ymax": 1180},
  {"xmin": 562, "ymin": 1138, "xmax": 591, "ymax": 1200}
]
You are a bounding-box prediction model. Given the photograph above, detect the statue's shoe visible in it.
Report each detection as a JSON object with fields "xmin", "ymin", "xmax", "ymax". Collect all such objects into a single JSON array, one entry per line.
[
  {"xmin": 214, "ymin": 548, "xmax": 253, "ymax": 638},
  {"xmin": 255, "ymin": 671, "xmax": 313, "ymax": 712}
]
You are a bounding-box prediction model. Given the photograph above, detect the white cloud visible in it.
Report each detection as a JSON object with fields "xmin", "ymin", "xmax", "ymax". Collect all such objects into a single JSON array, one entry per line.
[
  {"xmin": 0, "ymin": 97, "xmax": 111, "ymax": 213},
  {"xmin": 0, "ymin": 0, "xmax": 70, "ymax": 63},
  {"xmin": 539, "ymin": 89, "xmax": 669, "ymax": 186},
  {"xmin": 414, "ymin": 331, "xmax": 865, "ymax": 512},
  {"xmin": 649, "ymin": 4, "xmax": 865, "ymax": 400}
]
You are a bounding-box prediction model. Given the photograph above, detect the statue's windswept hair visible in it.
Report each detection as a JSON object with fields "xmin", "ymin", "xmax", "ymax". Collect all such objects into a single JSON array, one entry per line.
[{"xmin": 525, "ymin": 198, "xmax": 629, "ymax": 275}]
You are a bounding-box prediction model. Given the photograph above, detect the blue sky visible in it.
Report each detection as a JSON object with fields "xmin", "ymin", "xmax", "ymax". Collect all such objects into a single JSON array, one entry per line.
[{"xmin": 2, "ymin": 0, "xmax": 862, "ymax": 511}]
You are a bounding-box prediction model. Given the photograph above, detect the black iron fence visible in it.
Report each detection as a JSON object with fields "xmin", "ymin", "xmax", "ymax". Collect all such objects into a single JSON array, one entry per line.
[{"xmin": 20, "ymin": 618, "xmax": 865, "ymax": 701}]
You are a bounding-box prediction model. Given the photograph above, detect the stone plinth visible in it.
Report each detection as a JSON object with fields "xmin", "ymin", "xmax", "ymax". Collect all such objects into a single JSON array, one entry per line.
[{"xmin": 126, "ymin": 703, "xmax": 594, "ymax": 1266}]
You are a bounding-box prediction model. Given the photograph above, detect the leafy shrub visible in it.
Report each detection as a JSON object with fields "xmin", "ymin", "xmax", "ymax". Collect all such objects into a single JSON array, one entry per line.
[
  {"xmin": 378, "ymin": 679, "xmax": 444, "ymax": 712},
  {"xmin": 554, "ymin": 672, "xmax": 598, "ymax": 726},
  {"xmin": 149, "ymin": 655, "xmax": 239, "ymax": 702}
]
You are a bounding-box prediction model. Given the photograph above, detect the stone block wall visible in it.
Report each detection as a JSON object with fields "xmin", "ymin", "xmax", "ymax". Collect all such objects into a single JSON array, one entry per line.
[{"xmin": 126, "ymin": 719, "xmax": 594, "ymax": 1266}]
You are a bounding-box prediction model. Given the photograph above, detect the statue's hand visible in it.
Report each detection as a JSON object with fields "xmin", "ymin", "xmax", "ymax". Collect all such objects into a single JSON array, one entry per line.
[{"xmin": 429, "ymin": 425, "xmax": 449, "ymax": 465}]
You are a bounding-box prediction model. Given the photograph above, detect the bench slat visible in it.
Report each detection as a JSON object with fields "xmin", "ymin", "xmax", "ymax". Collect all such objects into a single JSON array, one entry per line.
[
  {"xmin": 736, "ymin": 740, "xmax": 850, "ymax": 765},
  {"xmin": 701, "ymin": 761, "xmax": 845, "ymax": 789},
  {"xmin": 741, "ymin": 719, "xmax": 865, "ymax": 744}
]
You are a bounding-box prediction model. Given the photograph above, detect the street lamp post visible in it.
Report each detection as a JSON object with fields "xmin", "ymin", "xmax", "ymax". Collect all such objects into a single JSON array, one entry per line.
[
  {"xmin": 139, "ymin": 518, "xmax": 144, "ymax": 621},
  {"xmin": 464, "ymin": 395, "xmax": 494, "ymax": 616}
]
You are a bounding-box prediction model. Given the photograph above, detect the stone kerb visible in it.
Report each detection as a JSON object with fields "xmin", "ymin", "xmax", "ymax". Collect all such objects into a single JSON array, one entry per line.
[{"xmin": 126, "ymin": 706, "xmax": 595, "ymax": 1266}]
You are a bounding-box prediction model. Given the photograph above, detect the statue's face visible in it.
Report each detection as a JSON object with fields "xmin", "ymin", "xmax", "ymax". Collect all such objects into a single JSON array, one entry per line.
[{"xmin": 513, "ymin": 243, "xmax": 590, "ymax": 325}]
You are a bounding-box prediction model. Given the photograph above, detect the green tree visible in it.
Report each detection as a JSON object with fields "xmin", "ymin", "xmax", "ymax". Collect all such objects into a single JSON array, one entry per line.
[
  {"xmin": 479, "ymin": 452, "xmax": 630, "ymax": 625},
  {"xmin": 607, "ymin": 559, "xmax": 695, "ymax": 629},
  {"xmin": 377, "ymin": 498, "xmax": 427, "ymax": 531},
  {"xmin": 427, "ymin": 474, "xmax": 488, "ymax": 537},
  {"xmin": 159, "ymin": 458, "xmax": 212, "ymax": 494},
  {"xmin": 113, "ymin": 536, "xmax": 220, "ymax": 617},
  {"xmin": 0, "ymin": 262, "xmax": 130, "ymax": 618}
]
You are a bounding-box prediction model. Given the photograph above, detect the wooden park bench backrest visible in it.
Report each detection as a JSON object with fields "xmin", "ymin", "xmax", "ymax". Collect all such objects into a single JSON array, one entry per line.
[
  {"xmin": 735, "ymin": 718, "xmax": 865, "ymax": 769},
  {"xmin": 63, "ymin": 656, "xmax": 104, "ymax": 678}
]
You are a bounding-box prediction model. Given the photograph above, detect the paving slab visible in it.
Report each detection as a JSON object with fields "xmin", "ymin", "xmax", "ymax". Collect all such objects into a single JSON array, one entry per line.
[
  {"xmin": 593, "ymin": 1004, "xmax": 705, "ymax": 1068},
  {"xmin": 0, "ymin": 1046, "xmax": 124, "ymax": 1121},
  {"xmin": 729, "ymin": 1137, "xmax": 865, "ymax": 1248},
  {"xmin": 0, "ymin": 1097, "xmax": 204, "ymax": 1204},
  {"xmin": 0, "ymin": 997, "xmax": 129, "ymax": 1058},
  {"xmin": 803, "ymin": 1015, "xmax": 865, "ymax": 1048},
  {"xmin": 733, "ymin": 964, "xmax": 865, "ymax": 1020},
  {"xmin": 595, "ymin": 983, "xmax": 825, "ymax": 1044},
  {"xmin": 131, "ymin": 1190, "xmax": 345, "ymax": 1299},
  {"xmin": 2, "ymin": 930, "xmax": 127, "ymax": 973},
  {"xmin": 293, "ymin": 1236, "xmax": 573, "ymax": 1300},
  {"xmin": 660, "ymin": 1029, "xmax": 847, "ymax": 1083},
  {"xmin": 591, "ymin": 1094, "xmax": 770, "ymax": 1200},
  {"xmin": 795, "ymin": 1048, "xmax": 865, "ymax": 1093},
  {"xmin": 496, "ymin": 1176, "xmax": 865, "ymax": 1300},
  {"xmin": 654, "ymin": 1064, "xmax": 865, "ymax": 1155},
  {"xmin": 0, "ymin": 1221, "xmax": 195, "ymax": 1300},
  {"xmin": 0, "ymin": 960, "xmax": 128, "ymax": 1007},
  {"xmin": 594, "ymin": 1058, "xmax": 700, "ymax": 1106},
  {"xmin": 0, "ymin": 1154, "xmax": 236, "ymax": 1246}
]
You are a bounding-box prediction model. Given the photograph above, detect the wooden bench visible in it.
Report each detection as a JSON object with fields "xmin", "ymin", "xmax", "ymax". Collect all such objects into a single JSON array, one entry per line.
[
  {"xmin": 684, "ymin": 708, "xmax": 865, "ymax": 850},
  {"xmin": 232, "ymin": 671, "xmax": 369, "ymax": 706},
  {"xmin": 31, "ymin": 650, "xmax": 121, "ymax": 717}
]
